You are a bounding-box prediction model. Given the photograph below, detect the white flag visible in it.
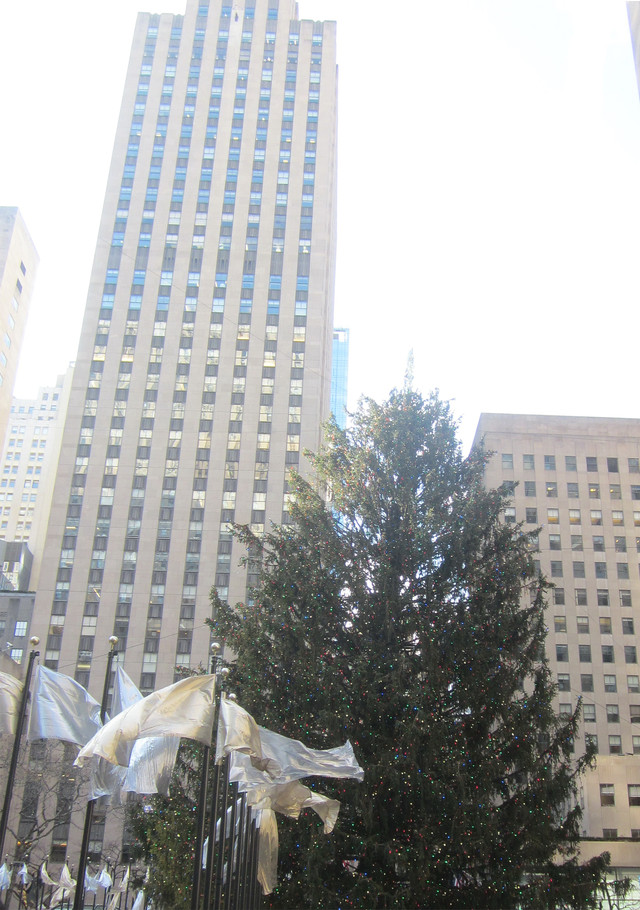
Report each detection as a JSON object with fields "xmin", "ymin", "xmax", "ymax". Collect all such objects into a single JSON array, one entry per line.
[
  {"xmin": 256, "ymin": 807, "xmax": 279, "ymax": 895},
  {"xmin": 131, "ymin": 891, "xmax": 145, "ymax": 910},
  {"xmin": 40, "ymin": 862, "xmax": 57, "ymax": 886},
  {"xmin": 76, "ymin": 675, "xmax": 215, "ymax": 769},
  {"xmin": 51, "ymin": 863, "xmax": 76, "ymax": 906},
  {"xmin": 96, "ymin": 866, "xmax": 113, "ymax": 889},
  {"xmin": 85, "ymin": 869, "xmax": 100, "ymax": 893},
  {"xmin": 88, "ymin": 668, "xmax": 180, "ymax": 801},
  {"xmin": 216, "ymin": 695, "xmax": 265, "ymax": 767},
  {"xmin": 0, "ymin": 862, "xmax": 9, "ymax": 891},
  {"xmin": 0, "ymin": 670, "xmax": 22, "ymax": 735},
  {"xmin": 27, "ymin": 665, "xmax": 101, "ymax": 746},
  {"xmin": 257, "ymin": 725, "xmax": 364, "ymax": 783},
  {"xmin": 16, "ymin": 863, "xmax": 30, "ymax": 885},
  {"xmin": 217, "ymin": 696, "xmax": 363, "ymax": 784}
]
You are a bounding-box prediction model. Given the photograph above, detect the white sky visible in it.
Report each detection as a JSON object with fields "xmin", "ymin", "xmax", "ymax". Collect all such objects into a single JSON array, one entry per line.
[{"xmin": 1, "ymin": 0, "xmax": 639, "ymax": 451}]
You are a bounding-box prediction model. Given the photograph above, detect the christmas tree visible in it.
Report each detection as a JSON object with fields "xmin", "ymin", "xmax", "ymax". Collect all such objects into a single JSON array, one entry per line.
[{"xmin": 212, "ymin": 388, "xmax": 610, "ymax": 909}]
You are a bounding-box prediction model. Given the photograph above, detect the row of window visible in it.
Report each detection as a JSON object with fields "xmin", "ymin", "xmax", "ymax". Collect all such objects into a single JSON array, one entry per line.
[
  {"xmin": 556, "ymin": 643, "xmax": 638, "ymax": 663},
  {"xmin": 502, "ymin": 454, "xmax": 639, "ymax": 474},
  {"xmin": 558, "ymin": 672, "xmax": 639, "ymax": 693},
  {"xmin": 512, "ymin": 480, "xmax": 640, "ymax": 500},
  {"xmin": 554, "ymin": 615, "xmax": 635, "ymax": 634},
  {"xmin": 600, "ymin": 784, "xmax": 640, "ymax": 805},
  {"xmin": 510, "ymin": 507, "xmax": 640, "ymax": 526}
]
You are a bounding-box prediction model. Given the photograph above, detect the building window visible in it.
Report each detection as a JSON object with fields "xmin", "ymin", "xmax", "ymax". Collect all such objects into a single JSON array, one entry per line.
[
  {"xmin": 544, "ymin": 455, "xmax": 556, "ymax": 471},
  {"xmin": 593, "ymin": 535, "xmax": 605, "ymax": 552},
  {"xmin": 565, "ymin": 455, "xmax": 577, "ymax": 471},
  {"xmin": 628, "ymin": 676, "xmax": 640, "ymax": 693},
  {"xmin": 612, "ymin": 511, "xmax": 624, "ymax": 526},
  {"xmin": 595, "ymin": 562, "xmax": 607, "ymax": 579},
  {"xmin": 583, "ymin": 704, "xmax": 596, "ymax": 723},
  {"xmin": 609, "ymin": 736, "xmax": 622, "ymax": 755},
  {"xmin": 625, "ymin": 646, "xmax": 638, "ymax": 664},
  {"xmin": 576, "ymin": 616, "xmax": 589, "ymax": 635},
  {"xmin": 600, "ymin": 784, "xmax": 615, "ymax": 806},
  {"xmin": 634, "ymin": 736, "xmax": 640, "ymax": 754},
  {"xmin": 569, "ymin": 510, "xmax": 581, "ymax": 525},
  {"xmin": 501, "ymin": 453, "xmax": 513, "ymax": 469},
  {"xmin": 599, "ymin": 616, "xmax": 612, "ymax": 634},
  {"xmin": 581, "ymin": 674, "xmax": 593, "ymax": 692},
  {"xmin": 573, "ymin": 562, "xmax": 585, "ymax": 578},
  {"xmin": 604, "ymin": 675, "xmax": 617, "ymax": 692},
  {"xmin": 610, "ymin": 484, "xmax": 622, "ymax": 500},
  {"xmin": 567, "ymin": 482, "xmax": 579, "ymax": 498},
  {"xmin": 607, "ymin": 457, "xmax": 619, "ymax": 473},
  {"xmin": 526, "ymin": 508, "xmax": 537, "ymax": 523},
  {"xmin": 523, "ymin": 454, "xmax": 535, "ymax": 470},
  {"xmin": 617, "ymin": 563, "xmax": 629, "ymax": 579},
  {"xmin": 575, "ymin": 588, "xmax": 587, "ymax": 606},
  {"xmin": 597, "ymin": 590, "xmax": 610, "ymax": 606},
  {"xmin": 579, "ymin": 645, "xmax": 591, "ymax": 663},
  {"xmin": 554, "ymin": 616, "xmax": 567, "ymax": 633},
  {"xmin": 586, "ymin": 457, "xmax": 598, "ymax": 472},
  {"xmin": 591, "ymin": 510, "xmax": 603, "ymax": 526},
  {"xmin": 606, "ymin": 705, "xmax": 620, "ymax": 723},
  {"xmin": 588, "ymin": 483, "xmax": 600, "ymax": 499},
  {"xmin": 556, "ymin": 644, "xmax": 569, "ymax": 662},
  {"xmin": 557, "ymin": 674, "xmax": 570, "ymax": 691},
  {"xmin": 547, "ymin": 509, "xmax": 559, "ymax": 524},
  {"xmin": 571, "ymin": 535, "xmax": 583, "ymax": 551},
  {"xmin": 628, "ymin": 785, "xmax": 640, "ymax": 807},
  {"xmin": 632, "ymin": 706, "xmax": 640, "ymax": 724},
  {"xmin": 524, "ymin": 481, "xmax": 536, "ymax": 497},
  {"xmin": 602, "ymin": 829, "xmax": 618, "ymax": 840},
  {"xmin": 620, "ymin": 590, "xmax": 632, "ymax": 607},
  {"xmin": 623, "ymin": 618, "xmax": 635, "ymax": 635},
  {"xmin": 550, "ymin": 561, "xmax": 563, "ymax": 578},
  {"xmin": 602, "ymin": 645, "xmax": 615, "ymax": 663},
  {"xmin": 614, "ymin": 536, "xmax": 627, "ymax": 553},
  {"xmin": 546, "ymin": 482, "xmax": 557, "ymax": 498},
  {"xmin": 504, "ymin": 508, "xmax": 516, "ymax": 524},
  {"xmin": 14, "ymin": 621, "xmax": 27, "ymax": 637},
  {"xmin": 553, "ymin": 588, "xmax": 565, "ymax": 605}
]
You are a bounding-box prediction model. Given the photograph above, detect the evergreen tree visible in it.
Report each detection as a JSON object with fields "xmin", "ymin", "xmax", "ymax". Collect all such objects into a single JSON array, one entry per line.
[{"xmin": 212, "ymin": 388, "xmax": 610, "ymax": 909}]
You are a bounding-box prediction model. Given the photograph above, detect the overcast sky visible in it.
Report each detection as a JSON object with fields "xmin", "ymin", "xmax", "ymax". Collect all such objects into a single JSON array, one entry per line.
[{"xmin": 1, "ymin": 0, "xmax": 639, "ymax": 451}]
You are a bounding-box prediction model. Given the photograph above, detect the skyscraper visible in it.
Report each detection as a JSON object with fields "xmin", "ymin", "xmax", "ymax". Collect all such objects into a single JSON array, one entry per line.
[
  {"xmin": 32, "ymin": 0, "xmax": 337, "ymax": 700},
  {"xmin": 475, "ymin": 414, "xmax": 640, "ymax": 881},
  {"xmin": 0, "ymin": 367, "xmax": 74, "ymax": 587},
  {"xmin": 0, "ymin": 208, "xmax": 38, "ymax": 457}
]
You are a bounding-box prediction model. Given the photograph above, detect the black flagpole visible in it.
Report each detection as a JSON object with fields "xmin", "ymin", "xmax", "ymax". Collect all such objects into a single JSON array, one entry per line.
[
  {"xmin": 202, "ymin": 665, "xmax": 229, "ymax": 910},
  {"xmin": 0, "ymin": 636, "xmax": 40, "ymax": 861},
  {"xmin": 73, "ymin": 636, "xmax": 118, "ymax": 910},
  {"xmin": 190, "ymin": 641, "xmax": 220, "ymax": 910}
]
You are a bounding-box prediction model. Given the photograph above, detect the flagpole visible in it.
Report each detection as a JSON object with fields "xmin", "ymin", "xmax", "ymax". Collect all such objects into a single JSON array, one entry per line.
[
  {"xmin": 0, "ymin": 636, "xmax": 40, "ymax": 861},
  {"xmin": 202, "ymin": 664, "xmax": 229, "ymax": 910},
  {"xmin": 73, "ymin": 636, "xmax": 118, "ymax": 910},
  {"xmin": 190, "ymin": 641, "xmax": 220, "ymax": 910}
]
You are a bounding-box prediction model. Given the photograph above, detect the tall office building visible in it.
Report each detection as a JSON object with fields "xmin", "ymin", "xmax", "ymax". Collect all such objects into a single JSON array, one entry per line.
[
  {"xmin": 330, "ymin": 326, "xmax": 349, "ymax": 429},
  {"xmin": 0, "ymin": 367, "xmax": 74, "ymax": 585},
  {"xmin": 0, "ymin": 208, "xmax": 38, "ymax": 457},
  {"xmin": 32, "ymin": 0, "xmax": 337, "ymax": 699},
  {"xmin": 475, "ymin": 414, "xmax": 640, "ymax": 881}
]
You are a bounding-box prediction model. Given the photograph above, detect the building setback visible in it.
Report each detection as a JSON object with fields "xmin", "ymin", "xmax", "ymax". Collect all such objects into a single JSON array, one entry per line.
[
  {"xmin": 0, "ymin": 208, "xmax": 38, "ymax": 457},
  {"xmin": 32, "ymin": 0, "xmax": 337, "ymax": 712},
  {"xmin": 475, "ymin": 413, "xmax": 640, "ymax": 878}
]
